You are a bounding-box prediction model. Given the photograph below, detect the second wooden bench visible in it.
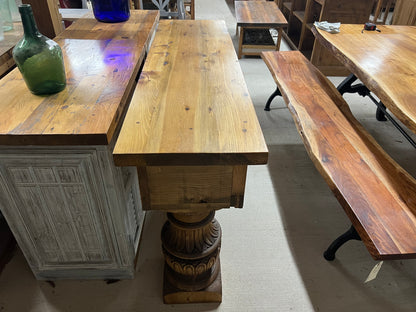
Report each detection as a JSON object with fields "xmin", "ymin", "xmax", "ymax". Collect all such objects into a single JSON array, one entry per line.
[{"xmin": 262, "ymin": 50, "xmax": 416, "ymax": 261}]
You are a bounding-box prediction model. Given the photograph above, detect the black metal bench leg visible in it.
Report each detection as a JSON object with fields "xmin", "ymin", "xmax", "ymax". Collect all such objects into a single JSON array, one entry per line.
[
  {"xmin": 337, "ymin": 75, "xmax": 386, "ymax": 122},
  {"xmin": 337, "ymin": 74, "xmax": 358, "ymax": 95},
  {"xmin": 375, "ymin": 102, "xmax": 387, "ymax": 121},
  {"xmin": 264, "ymin": 87, "xmax": 281, "ymax": 111},
  {"xmin": 323, "ymin": 225, "xmax": 361, "ymax": 261},
  {"xmin": 337, "ymin": 74, "xmax": 369, "ymax": 97}
]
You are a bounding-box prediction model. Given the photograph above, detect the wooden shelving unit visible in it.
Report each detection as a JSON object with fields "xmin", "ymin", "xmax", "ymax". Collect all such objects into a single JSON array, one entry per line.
[
  {"xmin": 281, "ymin": 0, "xmax": 292, "ymax": 18},
  {"xmin": 392, "ymin": 0, "xmax": 416, "ymax": 25},
  {"xmin": 277, "ymin": 0, "xmax": 374, "ymax": 76}
]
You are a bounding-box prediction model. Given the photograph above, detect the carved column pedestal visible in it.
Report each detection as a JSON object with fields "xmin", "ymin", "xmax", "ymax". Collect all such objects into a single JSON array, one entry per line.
[{"xmin": 161, "ymin": 211, "xmax": 222, "ymax": 304}]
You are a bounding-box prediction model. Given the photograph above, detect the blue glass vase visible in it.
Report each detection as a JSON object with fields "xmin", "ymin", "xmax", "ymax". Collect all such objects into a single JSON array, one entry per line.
[{"xmin": 91, "ymin": 0, "xmax": 130, "ymax": 23}]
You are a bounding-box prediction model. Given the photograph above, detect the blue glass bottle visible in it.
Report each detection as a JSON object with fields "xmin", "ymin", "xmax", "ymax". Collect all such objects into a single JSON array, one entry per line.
[{"xmin": 91, "ymin": 0, "xmax": 130, "ymax": 23}]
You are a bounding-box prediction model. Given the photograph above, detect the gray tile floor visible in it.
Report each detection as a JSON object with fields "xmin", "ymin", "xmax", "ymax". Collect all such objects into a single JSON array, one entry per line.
[{"xmin": 1, "ymin": 1, "xmax": 416, "ymax": 311}]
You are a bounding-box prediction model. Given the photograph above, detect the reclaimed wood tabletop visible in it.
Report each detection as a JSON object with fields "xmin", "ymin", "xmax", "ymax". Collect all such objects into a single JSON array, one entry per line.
[
  {"xmin": 113, "ymin": 20, "xmax": 268, "ymax": 167},
  {"xmin": 0, "ymin": 10, "xmax": 159, "ymax": 146},
  {"xmin": 235, "ymin": 1, "xmax": 287, "ymax": 27},
  {"xmin": 313, "ymin": 24, "xmax": 416, "ymax": 134}
]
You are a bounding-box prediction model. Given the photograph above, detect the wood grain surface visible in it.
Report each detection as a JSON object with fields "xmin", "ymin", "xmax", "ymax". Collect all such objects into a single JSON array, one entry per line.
[
  {"xmin": 113, "ymin": 20, "xmax": 268, "ymax": 166},
  {"xmin": 56, "ymin": 10, "xmax": 157, "ymax": 43},
  {"xmin": 312, "ymin": 24, "xmax": 416, "ymax": 134},
  {"xmin": 0, "ymin": 10, "xmax": 159, "ymax": 146},
  {"xmin": 235, "ymin": 1, "xmax": 287, "ymax": 27},
  {"xmin": 262, "ymin": 50, "xmax": 416, "ymax": 260},
  {"xmin": 0, "ymin": 23, "xmax": 23, "ymax": 78},
  {"xmin": 393, "ymin": 0, "xmax": 416, "ymax": 25}
]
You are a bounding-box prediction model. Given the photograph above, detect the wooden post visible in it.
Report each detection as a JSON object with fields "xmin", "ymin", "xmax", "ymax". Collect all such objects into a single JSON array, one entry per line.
[
  {"xmin": 132, "ymin": 0, "xmax": 142, "ymax": 9},
  {"xmin": 392, "ymin": 0, "xmax": 416, "ymax": 25},
  {"xmin": 161, "ymin": 211, "xmax": 222, "ymax": 304},
  {"xmin": 22, "ymin": 0, "xmax": 64, "ymax": 38}
]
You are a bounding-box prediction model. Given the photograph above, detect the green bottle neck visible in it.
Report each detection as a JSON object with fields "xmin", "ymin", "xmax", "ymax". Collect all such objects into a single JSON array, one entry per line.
[{"xmin": 19, "ymin": 5, "xmax": 41, "ymax": 38}]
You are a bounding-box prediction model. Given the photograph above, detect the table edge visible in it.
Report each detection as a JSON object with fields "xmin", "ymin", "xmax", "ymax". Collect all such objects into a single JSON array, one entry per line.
[{"xmin": 312, "ymin": 25, "xmax": 416, "ymax": 133}]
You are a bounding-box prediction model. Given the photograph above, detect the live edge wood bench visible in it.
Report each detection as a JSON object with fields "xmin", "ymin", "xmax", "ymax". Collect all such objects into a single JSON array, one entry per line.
[{"xmin": 262, "ymin": 50, "xmax": 416, "ymax": 261}]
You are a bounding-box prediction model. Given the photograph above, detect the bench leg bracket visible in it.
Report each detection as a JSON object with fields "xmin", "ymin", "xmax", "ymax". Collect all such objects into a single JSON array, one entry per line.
[
  {"xmin": 264, "ymin": 87, "xmax": 281, "ymax": 111},
  {"xmin": 323, "ymin": 225, "xmax": 361, "ymax": 261},
  {"xmin": 337, "ymin": 74, "xmax": 416, "ymax": 148},
  {"xmin": 337, "ymin": 74, "xmax": 370, "ymax": 97}
]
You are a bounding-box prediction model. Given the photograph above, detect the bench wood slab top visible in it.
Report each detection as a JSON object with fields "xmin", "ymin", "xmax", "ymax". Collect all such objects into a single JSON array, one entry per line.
[
  {"xmin": 262, "ymin": 50, "xmax": 416, "ymax": 260},
  {"xmin": 313, "ymin": 24, "xmax": 416, "ymax": 134},
  {"xmin": 113, "ymin": 20, "xmax": 268, "ymax": 167},
  {"xmin": 235, "ymin": 1, "xmax": 287, "ymax": 27},
  {"xmin": 0, "ymin": 10, "xmax": 159, "ymax": 146}
]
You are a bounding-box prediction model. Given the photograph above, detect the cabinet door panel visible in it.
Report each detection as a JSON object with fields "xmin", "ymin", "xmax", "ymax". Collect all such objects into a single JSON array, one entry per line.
[{"xmin": 0, "ymin": 151, "xmax": 115, "ymax": 269}]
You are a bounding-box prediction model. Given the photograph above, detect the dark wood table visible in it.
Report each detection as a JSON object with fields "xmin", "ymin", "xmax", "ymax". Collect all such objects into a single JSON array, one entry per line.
[
  {"xmin": 113, "ymin": 20, "xmax": 268, "ymax": 304},
  {"xmin": 313, "ymin": 24, "xmax": 416, "ymax": 137},
  {"xmin": 235, "ymin": 0, "xmax": 287, "ymax": 58}
]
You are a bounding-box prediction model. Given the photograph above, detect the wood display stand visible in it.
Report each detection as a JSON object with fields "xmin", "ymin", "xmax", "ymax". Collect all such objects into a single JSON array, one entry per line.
[
  {"xmin": 277, "ymin": 0, "xmax": 373, "ymax": 75},
  {"xmin": 113, "ymin": 20, "xmax": 268, "ymax": 303}
]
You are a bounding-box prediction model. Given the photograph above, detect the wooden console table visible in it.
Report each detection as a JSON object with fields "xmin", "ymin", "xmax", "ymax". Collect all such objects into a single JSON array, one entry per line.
[
  {"xmin": 0, "ymin": 10, "xmax": 159, "ymax": 280},
  {"xmin": 113, "ymin": 20, "xmax": 268, "ymax": 303}
]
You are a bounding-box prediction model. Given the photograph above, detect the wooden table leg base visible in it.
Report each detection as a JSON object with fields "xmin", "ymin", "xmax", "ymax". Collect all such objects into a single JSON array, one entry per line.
[
  {"xmin": 163, "ymin": 260, "xmax": 222, "ymax": 304},
  {"xmin": 161, "ymin": 211, "xmax": 223, "ymax": 304}
]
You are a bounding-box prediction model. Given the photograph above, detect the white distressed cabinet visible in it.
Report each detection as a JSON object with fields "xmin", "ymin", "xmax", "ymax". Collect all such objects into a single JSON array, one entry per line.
[{"xmin": 0, "ymin": 146, "xmax": 143, "ymax": 279}]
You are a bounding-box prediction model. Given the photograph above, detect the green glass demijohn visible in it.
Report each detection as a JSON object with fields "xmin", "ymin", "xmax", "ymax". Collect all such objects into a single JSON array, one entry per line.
[{"xmin": 13, "ymin": 4, "xmax": 66, "ymax": 95}]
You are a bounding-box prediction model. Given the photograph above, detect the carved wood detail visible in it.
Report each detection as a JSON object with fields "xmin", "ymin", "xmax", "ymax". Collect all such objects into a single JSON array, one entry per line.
[{"xmin": 161, "ymin": 211, "xmax": 221, "ymax": 292}]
